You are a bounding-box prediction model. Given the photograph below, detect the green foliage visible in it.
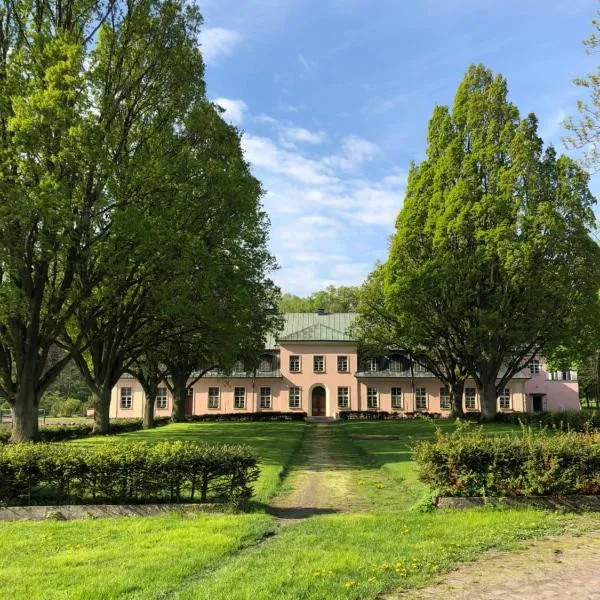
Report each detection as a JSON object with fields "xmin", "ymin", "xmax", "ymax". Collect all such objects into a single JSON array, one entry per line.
[
  {"xmin": 495, "ymin": 410, "xmax": 600, "ymax": 431},
  {"xmin": 0, "ymin": 418, "xmax": 171, "ymax": 445},
  {"xmin": 414, "ymin": 423, "xmax": 600, "ymax": 497},
  {"xmin": 383, "ymin": 64, "xmax": 600, "ymax": 420},
  {"xmin": 185, "ymin": 412, "xmax": 306, "ymax": 422},
  {"xmin": 564, "ymin": 7, "xmax": 600, "ymax": 170},
  {"xmin": 39, "ymin": 393, "xmax": 85, "ymax": 418},
  {"xmin": 279, "ymin": 285, "xmax": 360, "ymax": 313},
  {"xmin": 0, "ymin": 441, "xmax": 259, "ymax": 505},
  {"xmin": 0, "ymin": 0, "xmax": 279, "ymax": 441}
]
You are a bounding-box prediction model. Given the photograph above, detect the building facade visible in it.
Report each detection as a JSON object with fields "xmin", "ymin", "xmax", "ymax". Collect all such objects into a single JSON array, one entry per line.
[{"xmin": 110, "ymin": 312, "xmax": 580, "ymax": 419}]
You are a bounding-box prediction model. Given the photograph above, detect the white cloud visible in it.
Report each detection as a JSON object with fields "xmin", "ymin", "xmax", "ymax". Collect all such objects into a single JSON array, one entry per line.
[
  {"xmin": 323, "ymin": 135, "xmax": 381, "ymax": 172},
  {"xmin": 214, "ymin": 97, "xmax": 248, "ymax": 125},
  {"xmin": 200, "ymin": 28, "xmax": 242, "ymax": 65},
  {"xmin": 282, "ymin": 127, "xmax": 327, "ymax": 145},
  {"xmin": 242, "ymin": 134, "xmax": 336, "ymax": 186},
  {"xmin": 297, "ymin": 53, "xmax": 317, "ymax": 73},
  {"xmin": 240, "ymin": 124, "xmax": 405, "ymax": 294}
]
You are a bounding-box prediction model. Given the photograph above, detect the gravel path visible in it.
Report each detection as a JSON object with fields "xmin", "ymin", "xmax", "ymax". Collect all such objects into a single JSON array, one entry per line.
[
  {"xmin": 269, "ymin": 424, "xmax": 368, "ymax": 522},
  {"xmin": 387, "ymin": 531, "xmax": 600, "ymax": 599}
]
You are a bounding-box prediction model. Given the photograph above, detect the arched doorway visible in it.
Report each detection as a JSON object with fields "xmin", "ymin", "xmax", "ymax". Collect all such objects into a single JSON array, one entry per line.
[{"xmin": 311, "ymin": 386, "xmax": 326, "ymax": 416}]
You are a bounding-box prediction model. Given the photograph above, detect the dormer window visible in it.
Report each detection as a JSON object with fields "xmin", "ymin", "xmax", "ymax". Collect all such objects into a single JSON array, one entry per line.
[
  {"xmin": 529, "ymin": 359, "xmax": 540, "ymax": 375},
  {"xmin": 232, "ymin": 360, "xmax": 245, "ymax": 374},
  {"xmin": 259, "ymin": 355, "xmax": 273, "ymax": 373},
  {"xmin": 389, "ymin": 356, "xmax": 403, "ymax": 373},
  {"xmin": 366, "ymin": 358, "xmax": 378, "ymax": 372}
]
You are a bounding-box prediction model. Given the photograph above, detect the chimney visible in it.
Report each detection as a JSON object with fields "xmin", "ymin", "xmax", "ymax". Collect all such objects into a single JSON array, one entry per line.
[{"xmin": 317, "ymin": 308, "xmax": 325, "ymax": 316}]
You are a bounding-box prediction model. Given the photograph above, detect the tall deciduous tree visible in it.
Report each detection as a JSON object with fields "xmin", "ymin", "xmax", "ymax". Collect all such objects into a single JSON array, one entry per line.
[
  {"xmin": 384, "ymin": 65, "xmax": 600, "ymax": 420},
  {"xmin": 355, "ymin": 266, "xmax": 466, "ymax": 418},
  {"xmin": 0, "ymin": 0, "xmax": 279, "ymax": 441},
  {"xmin": 0, "ymin": 0, "xmax": 118, "ymax": 441},
  {"xmin": 565, "ymin": 7, "xmax": 600, "ymax": 171}
]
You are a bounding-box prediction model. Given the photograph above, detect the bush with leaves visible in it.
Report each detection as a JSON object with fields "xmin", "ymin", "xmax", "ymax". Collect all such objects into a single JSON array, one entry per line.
[
  {"xmin": 0, "ymin": 418, "xmax": 171, "ymax": 445},
  {"xmin": 413, "ymin": 423, "xmax": 600, "ymax": 497},
  {"xmin": 184, "ymin": 412, "xmax": 306, "ymax": 422},
  {"xmin": 0, "ymin": 441, "xmax": 259, "ymax": 506},
  {"xmin": 495, "ymin": 410, "xmax": 600, "ymax": 432}
]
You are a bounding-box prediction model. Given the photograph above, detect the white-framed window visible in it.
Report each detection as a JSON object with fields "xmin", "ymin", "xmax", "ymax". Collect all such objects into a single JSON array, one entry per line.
[
  {"xmin": 156, "ymin": 387, "xmax": 168, "ymax": 409},
  {"xmin": 259, "ymin": 356, "xmax": 273, "ymax": 373},
  {"xmin": 366, "ymin": 358, "xmax": 378, "ymax": 372},
  {"xmin": 415, "ymin": 387, "xmax": 427, "ymax": 410},
  {"xmin": 289, "ymin": 355, "xmax": 301, "ymax": 373},
  {"xmin": 208, "ymin": 387, "xmax": 220, "ymax": 409},
  {"xmin": 366, "ymin": 387, "xmax": 379, "ymax": 409},
  {"xmin": 232, "ymin": 360, "xmax": 245, "ymax": 374},
  {"xmin": 465, "ymin": 387, "xmax": 477, "ymax": 410},
  {"xmin": 549, "ymin": 371, "xmax": 574, "ymax": 381},
  {"xmin": 234, "ymin": 387, "xmax": 246, "ymax": 409},
  {"xmin": 389, "ymin": 357, "xmax": 403, "ymax": 373},
  {"xmin": 413, "ymin": 362, "xmax": 426, "ymax": 373},
  {"xmin": 529, "ymin": 359, "xmax": 540, "ymax": 375},
  {"xmin": 120, "ymin": 387, "xmax": 132, "ymax": 409},
  {"xmin": 313, "ymin": 355, "xmax": 325, "ymax": 372},
  {"xmin": 337, "ymin": 355, "xmax": 349, "ymax": 372},
  {"xmin": 337, "ymin": 386, "xmax": 350, "ymax": 409},
  {"xmin": 498, "ymin": 388, "xmax": 511, "ymax": 410},
  {"xmin": 289, "ymin": 386, "xmax": 301, "ymax": 409},
  {"xmin": 260, "ymin": 387, "xmax": 272, "ymax": 409},
  {"xmin": 391, "ymin": 387, "xmax": 403, "ymax": 410},
  {"xmin": 440, "ymin": 387, "xmax": 451, "ymax": 410}
]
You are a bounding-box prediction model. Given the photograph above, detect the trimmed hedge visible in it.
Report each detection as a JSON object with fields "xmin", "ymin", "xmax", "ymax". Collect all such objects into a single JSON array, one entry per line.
[
  {"xmin": 185, "ymin": 412, "xmax": 307, "ymax": 422},
  {"xmin": 413, "ymin": 424, "xmax": 600, "ymax": 497},
  {"xmin": 0, "ymin": 417, "xmax": 172, "ymax": 444},
  {"xmin": 337, "ymin": 410, "xmax": 442, "ymax": 420},
  {"xmin": 495, "ymin": 410, "xmax": 600, "ymax": 432},
  {"xmin": 0, "ymin": 441, "xmax": 259, "ymax": 505}
]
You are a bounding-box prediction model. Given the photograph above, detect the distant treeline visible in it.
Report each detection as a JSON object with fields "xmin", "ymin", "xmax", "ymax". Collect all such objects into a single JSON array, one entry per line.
[{"xmin": 278, "ymin": 285, "xmax": 361, "ymax": 314}]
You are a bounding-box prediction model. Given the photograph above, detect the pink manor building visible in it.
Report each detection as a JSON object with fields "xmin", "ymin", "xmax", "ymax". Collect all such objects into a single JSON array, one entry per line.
[{"xmin": 110, "ymin": 312, "xmax": 580, "ymax": 419}]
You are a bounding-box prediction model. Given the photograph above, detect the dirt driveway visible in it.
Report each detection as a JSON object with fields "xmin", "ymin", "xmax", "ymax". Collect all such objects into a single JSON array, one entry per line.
[{"xmin": 388, "ymin": 530, "xmax": 600, "ymax": 599}]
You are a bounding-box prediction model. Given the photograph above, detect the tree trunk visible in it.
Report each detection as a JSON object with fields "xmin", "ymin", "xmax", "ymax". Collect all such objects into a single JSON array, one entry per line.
[
  {"xmin": 171, "ymin": 373, "xmax": 188, "ymax": 422},
  {"xmin": 93, "ymin": 389, "xmax": 112, "ymax": 434},
  {"xmin": 595, "ymin": 350, "xmax": 600, "ymax": 409},
  {"xmin": 478, "ymin": 379, "xmax": 498, "ymax": 421},
  {"xmin": 142, "ymin": 385, "xmax": 158, "ymax": 429},
  {"xmin": 449, "ymin": 381, "xmax": 465, "ymax": 419},
  {"xmin": 9, "ymin": 387, "xmax": 39, "ymax": 442}
]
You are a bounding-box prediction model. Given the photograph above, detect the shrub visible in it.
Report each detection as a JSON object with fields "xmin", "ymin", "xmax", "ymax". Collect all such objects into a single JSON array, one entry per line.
[
  {"xmin": 0, "ymin": 417, "xmax": 172, "ymax": 444},
  {"xmin": 184, "ymin": 412, "xmax": 306, "ymax": 422},
  {"xmin": 495, "ymin": 410, "xmax": 600, "ymax": 432},
  {"xmin": 413, "ymin": 423, "xmax": 600, "ymax": 497},
  {"xmin": 0, "ymin": 441, "xmax": 259, "ymax": 506},
  {"xmin": 337, "ymin": 410, "xmax": 442, "ymax": 420},
  {"xmin": 338, "ymin": 410, "xmax": 391, "ymax": 420}
]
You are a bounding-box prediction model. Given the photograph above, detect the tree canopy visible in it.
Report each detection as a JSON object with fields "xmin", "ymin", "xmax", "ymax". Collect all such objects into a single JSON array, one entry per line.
[
  {"xmin": 279, "ymin": 285, "xmax": 361, "ymax": 313},
  {"xmin": 378, "ymin": 64, "xmax": 600, "ymax": 420},
  {"xmin": 0, "ymin": 0, "xmax": 279, "ymax": 441}
]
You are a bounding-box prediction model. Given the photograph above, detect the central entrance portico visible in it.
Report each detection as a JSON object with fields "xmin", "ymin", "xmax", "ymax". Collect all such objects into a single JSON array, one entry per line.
[{"xmin": 311, "ymin": 385, "xmax": 326, "ymax": 416}]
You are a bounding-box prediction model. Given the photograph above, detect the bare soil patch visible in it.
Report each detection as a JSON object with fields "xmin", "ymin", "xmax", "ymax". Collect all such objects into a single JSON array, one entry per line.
[
  {"xmin": 269, "ymin": 425, "xmax": 369, "ymax": 522},
  {"xmin": 385, "ymin": 530, "xmax": 600, "ymax": 599}
]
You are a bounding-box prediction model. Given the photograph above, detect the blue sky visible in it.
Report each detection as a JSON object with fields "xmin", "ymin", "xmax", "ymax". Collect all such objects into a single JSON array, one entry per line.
[{"xmin": 197, "ymin": 0, "xmax": 599, "ymax": 295}]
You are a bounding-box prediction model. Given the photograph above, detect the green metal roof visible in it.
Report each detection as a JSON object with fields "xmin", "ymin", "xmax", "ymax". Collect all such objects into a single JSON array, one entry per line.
[{"xmin": 266, "ymin": 313, "xmax": 358, "ymax": 348}]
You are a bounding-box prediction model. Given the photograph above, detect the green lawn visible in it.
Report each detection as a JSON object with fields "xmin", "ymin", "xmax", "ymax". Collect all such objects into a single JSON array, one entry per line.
[
  {"xmin": 0, "ymin": 419, "xmax": 597, "ymax": 600},
  {"xmin": 0, "ymin": 512, "xmax": 273, "ymax": 600},
  {"xmin": 74, "ymin": 421, "xmax": 307, "ymax": 504}
]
